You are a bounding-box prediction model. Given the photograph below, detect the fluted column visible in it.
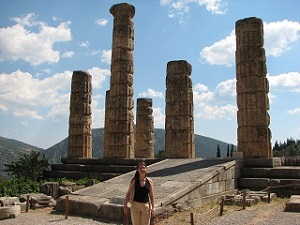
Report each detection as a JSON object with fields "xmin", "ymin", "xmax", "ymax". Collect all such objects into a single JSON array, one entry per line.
[
  {"xmin": 68, "ymin": 71, "xmax": 92, "ymax": 158},
  {"xmin": 135, "ymin": 98, "xmax": 154, "ymax": 158},
  {"xmin": 235, "ymin": 17, "xmax": 272, "ymax": 158},
  {"xmin": 165, "ymin": 60, "xmax": 195, "ymax": 158},
  {"xmin": 103, "ymin": 3, "xmax": 135, "ymax": 158}
]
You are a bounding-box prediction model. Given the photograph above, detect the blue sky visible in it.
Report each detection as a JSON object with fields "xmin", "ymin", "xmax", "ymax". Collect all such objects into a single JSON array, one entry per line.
[{"xmin": 0, "ymin": 0, "xmax": 300, "ymax": 149}]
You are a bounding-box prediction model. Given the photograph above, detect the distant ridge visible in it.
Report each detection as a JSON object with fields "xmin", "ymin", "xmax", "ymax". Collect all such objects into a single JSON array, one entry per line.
[{"xmin": 0, "ymin": 128, "xmax": 236, "ymax": 176}]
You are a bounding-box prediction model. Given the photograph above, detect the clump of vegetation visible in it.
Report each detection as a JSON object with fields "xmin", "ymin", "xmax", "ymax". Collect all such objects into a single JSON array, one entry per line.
[
  {"xmin": 4, "ymin": 150, "xmax": 49, "ymax": 181},
  {"xmin": 0, "ymin": 151, "xmax": 101, "ymax": 197},
  {"xmin": 273, "ymin": 138, "xmax": 300, "ymax": 157}
]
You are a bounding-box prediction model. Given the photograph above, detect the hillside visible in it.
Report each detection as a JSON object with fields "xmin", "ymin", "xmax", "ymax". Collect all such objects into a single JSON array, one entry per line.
[
  {"xmin": 43, "ymin": 128, "xmax": 235, "ymax": 163},
  {"xmin": 0, "ymin": 136, "xmax": 44, "ymax": 177},
  {"xmin": 0, "ymin": 128, "xmax": 236, "ymax": 176}
]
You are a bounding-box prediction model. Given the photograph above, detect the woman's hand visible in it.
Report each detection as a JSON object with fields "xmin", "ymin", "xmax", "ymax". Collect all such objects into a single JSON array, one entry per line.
[
  {"xmin": 151, "ymin": 208, "xmax": 156, "ymax": 217},
  {"xmin": 124, "ymin": 204, "xmax": 129, "ymax": 215}
]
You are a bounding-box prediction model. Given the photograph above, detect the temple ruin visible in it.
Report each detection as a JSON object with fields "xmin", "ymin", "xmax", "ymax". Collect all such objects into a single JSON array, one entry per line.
[
  {"xmin": 165, "ymin": 60, "xmax": 195, "ymax": 158},
  {"xmin": 135, "ymin": 98, "xmax": 154, "ymax": 158},
  {"xmin": 67, "ymin": 70, "xmax": 92, "ymax": 158},
  {"xmin": 103, "ymin": 3, "xmax": 135, "ymax": 158},
  {"xmin": 235, "ymin": 17, "xmax": 272, "ymax": 158}
]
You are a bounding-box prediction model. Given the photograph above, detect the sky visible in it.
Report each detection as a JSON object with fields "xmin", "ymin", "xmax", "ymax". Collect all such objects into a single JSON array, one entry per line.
[{"xmin": 0, "ymin": 0, "xmax": 300, "ymax": 150}]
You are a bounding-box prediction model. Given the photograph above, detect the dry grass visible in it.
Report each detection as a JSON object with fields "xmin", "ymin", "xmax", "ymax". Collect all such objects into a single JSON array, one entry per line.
[{"xmin": 153, "ymin": 197, "xmax": 288, "ymax": 225}]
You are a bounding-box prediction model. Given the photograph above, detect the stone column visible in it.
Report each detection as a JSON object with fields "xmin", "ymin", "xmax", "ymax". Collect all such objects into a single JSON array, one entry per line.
[
  {"xmin": 103, "ymin": 90, "xmax": 111, "ymax": 158},
  {"xmin": 235, "ymin": 17, "xmax": 272, "ymax": 158},
  {"xmin": 68, "ymin": 71, "xmax": 92, "ymax": 158},
  {"xmin": 135, "ymin": 98, "xmax": 154, "ymax": 158},
  {"xmin": 165, "ymin": 60, "xmax": 195, "ymax": 158},
  {"xmin": 103, "ymin": 3, "xmax": 135, "ymax": 158}
]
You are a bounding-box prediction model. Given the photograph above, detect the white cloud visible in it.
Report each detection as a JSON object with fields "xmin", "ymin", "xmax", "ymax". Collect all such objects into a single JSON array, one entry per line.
[
  {"xmin": 61, "ymin": 51, "xmax": 74, "ymax": 58},
  {"xmin": 215, "ymin": 78, "xmax": 236, "ymax": 97},
  {"xmin": 193, "ymin": 79, "xmax": 237, "ymax": 120},
  {"xmin": 0, "ymin": 69, "xmax": 72, "ymax": 120},
  {"xmin": 264, "ymin": 20, "xmax": 300, "ymax": 57},
  {"xmin": 14, "ymin": 108, "xmax": 44, "ymax": 120},
  {"xmin": 91, "ymin": 95, "xmax": 105, "ymax": 129},
  {"xmin": 138, "ymin": 89, "xmax": 164, "ymax": 98},
  {"xmin": 95, "ymin": 18, "xmax": 108, "ymax": 26},
  {"xmin": 0, "ymin": 13, "xmax": 72, "ymax": 66},
  {"xmin": 78, "ymin": 41, "xmax": 89, "ymax": 48},
  {"xmin": 0, "ymin": 67, "xmax": 110, "ymax": 121},
  {"xmin": 287, "ymin": 108, "xmax": 300, "ymax": 115},
  {"xmin": 195, "ymin": 103, "xmax": 236, "ymax": 120},
  {"xmin": 194, "ymin": 83, "xmax": 208, "ymax": 92},
  {"xmin": 160, "ymin": 0, "xmax": 227, "ymax": 24},
  {"xmin": 268, "ymin": 72, "xmax": 300, "ymax": 92},
  {"xmin": 87, "ymin": 67, "xmax": 110, "ymax": 89},
  {"xmin": 21, "ymin": 121, "xmax": 29, "ymax": 126},
  {"xmin": 200, "ymin": 30, "xmax": 235, "ymax": 66},
  {"xmin": 101, "ymin": 50, "xmax": 111, "ymax": 64},
  {"xmin": 200, "ymin": 20, "xmax": 300, "ymax": 66},
  {"xmin": 153, "ymin": 107, "xmax": 165, "ymax": 128}
]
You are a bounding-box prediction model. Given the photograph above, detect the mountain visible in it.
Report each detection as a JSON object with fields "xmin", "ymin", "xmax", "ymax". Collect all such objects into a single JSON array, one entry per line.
[
  {"xmin": 0, "ymin": 136, "xmax": 44, "ymax": 177},
  {"xmin": 43, "ymin": 128, "xmax": 235, "ymax": 164},
  {"xmin": 0, "ymin": 128, "xmax": 236, "ymax": 176}
]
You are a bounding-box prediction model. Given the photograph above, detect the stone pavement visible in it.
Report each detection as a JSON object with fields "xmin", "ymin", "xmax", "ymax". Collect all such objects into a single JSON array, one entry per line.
[{"xmin": 55, "ymin": 158, "xmax": 238, "ymax": 222}]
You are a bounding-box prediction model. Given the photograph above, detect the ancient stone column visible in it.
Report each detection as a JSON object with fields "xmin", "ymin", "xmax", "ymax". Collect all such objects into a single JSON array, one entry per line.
[
  {"xmin": 135, "ymin": 98, "xmax": 154, "ymax": 158},
  {"xmin": 165, "ymin": 60, "xmax": 195, "ymax": 158},
  {"xmin": 68, "ymin": 71, "xmax": 92, "ymax": 158},
  {"xmin": 235, "ymin": 17, "xmax": 272, "ymax": 158},
  {"xmin": 103, "ymin": 90, "xmax": 111, "ymax": 158},
  {"xmin": 103, "ymin": 3, "xmax": 135, "ymax": 158}
]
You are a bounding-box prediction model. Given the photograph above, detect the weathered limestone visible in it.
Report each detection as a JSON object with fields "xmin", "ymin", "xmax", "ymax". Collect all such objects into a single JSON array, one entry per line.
[
  {"xmin": 135, "ymin": 98, "xmax": 154, "ymax": 158},
  {"xmin": 103, "ymin": 3, "xmax": 135, "ymax": 158},
  {"xmin": 68, "ymin": 71, "xmax": 92, "ymax": 158},
  {"xmin": 165, "ymin": 60, "xmax": 195, "ymax": 158},
  {"xmin": 235, "ymin": 17, "xmax": 272, "ymax": 158}
]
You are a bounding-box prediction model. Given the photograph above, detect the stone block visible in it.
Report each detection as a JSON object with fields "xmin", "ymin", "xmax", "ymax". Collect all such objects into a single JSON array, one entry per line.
[{"xmin": 0, "ymin": 205, "xmax": 20, "ymax": 220}]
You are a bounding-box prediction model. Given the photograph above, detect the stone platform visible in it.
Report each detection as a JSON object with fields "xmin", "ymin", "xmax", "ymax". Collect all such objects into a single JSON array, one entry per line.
[
  {"xmin": 285, "ymin": 195, "xmax": 300, "ymax": 212},
  {"xmin": 54, "ymin": 158, "xmax": 242, "ymax": 221},
  {"xmin": 45, "ymin": 158, "xmax": 161, "ymax": 181}
]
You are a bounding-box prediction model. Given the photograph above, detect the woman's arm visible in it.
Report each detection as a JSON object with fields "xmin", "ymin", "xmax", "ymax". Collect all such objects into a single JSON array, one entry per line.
[
  {"xmin": 148, "ymin": 178, "xmax": 155, "ymax": 214},
  {"xmin": 124, "ymin": 179, "xmax": 135, "ymax": 214}
]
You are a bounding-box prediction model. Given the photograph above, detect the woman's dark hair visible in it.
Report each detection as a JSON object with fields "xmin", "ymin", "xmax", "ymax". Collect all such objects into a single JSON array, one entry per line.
[{"xmin": 132, "ymin": 162, "xmax": 147, "ymax": 181}]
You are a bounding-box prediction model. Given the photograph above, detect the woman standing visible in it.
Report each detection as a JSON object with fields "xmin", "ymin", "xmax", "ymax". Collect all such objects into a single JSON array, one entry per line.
[{"xmin": 124, "ymin": 162, "xmax": 155, "ymax": 225}]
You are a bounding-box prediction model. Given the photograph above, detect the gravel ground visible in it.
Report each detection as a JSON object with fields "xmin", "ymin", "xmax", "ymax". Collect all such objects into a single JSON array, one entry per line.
[
  {"xmin": 0, "ymin": 208, "xmax": 123, "ymax": 225},
  {"xmin": 1, "ymin": 200, "xmax": 300, "ymax": 225}
]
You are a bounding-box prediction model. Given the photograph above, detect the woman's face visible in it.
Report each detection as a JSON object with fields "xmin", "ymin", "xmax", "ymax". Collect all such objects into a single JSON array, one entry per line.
[{"xmin": 138, "ymin": 164, "xmax": 147, "ymax": 175}]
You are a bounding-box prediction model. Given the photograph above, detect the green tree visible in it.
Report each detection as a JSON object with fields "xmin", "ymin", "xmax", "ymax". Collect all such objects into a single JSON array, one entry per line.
[
  {"xmin": 216, "ymin": 144, "xmax": 221, "ymax": 158},
  {"xmin": 227, "ymin": 145, "xmax": 230, "ymax": 157},
  {"xmin": 230, "ymin": 144, "xmax": 234, "ymax": 157},
  {"xmin": 4, "ymin": 150, "xmax": 49, "ymax": 181}
]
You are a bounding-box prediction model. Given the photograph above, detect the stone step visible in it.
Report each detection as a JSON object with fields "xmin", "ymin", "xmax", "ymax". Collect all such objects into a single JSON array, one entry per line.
[
  {"xmin": 44, "ymin": 170, "xmax": 123, "ymax": 181},
  {"xmin": 60, "ymin": 158, "xmax": 161, "ymax": 166},
  {"xmin": 238, "ymin": 178, "xmax": 300, "ymax": 193},
  {"xmin": 51, "ymin": 164, "xmax": 136, "ymax": 173},
  {"xmin": 241, "ymin": 167, "xmax": 300, "ymax": 179}
]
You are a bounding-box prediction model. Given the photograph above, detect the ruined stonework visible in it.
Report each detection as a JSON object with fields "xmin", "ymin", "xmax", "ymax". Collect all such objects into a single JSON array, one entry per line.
[
  {"xmin": 68, "ymin": 71, "xmax": 92, "ymax": 158},
  {"xmin": 103, "ymin": 3, "xmax": 135, "ymax": 158},
  {"xmin": 165, "ymin": 60, "xmax": 195, "ymax": 158},
  {"xmin": 235, "ymin": 17, "xmax": 272, "ymax": 158},
  {"xmin": 135, "ymin": 98, "xmax": 154, "ymax": 158}
]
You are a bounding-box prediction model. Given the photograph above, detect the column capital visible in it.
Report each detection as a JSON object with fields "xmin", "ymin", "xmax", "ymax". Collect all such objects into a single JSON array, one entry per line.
[{"xmin": 110, "ymin": 3, "xmax": 135, "ymax": 18}]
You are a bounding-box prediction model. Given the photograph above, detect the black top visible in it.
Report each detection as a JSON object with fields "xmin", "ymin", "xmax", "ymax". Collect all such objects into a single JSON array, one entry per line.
[{"xmin": 133, "ymin": 178, "xmax": 150, "ymax": 203}]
